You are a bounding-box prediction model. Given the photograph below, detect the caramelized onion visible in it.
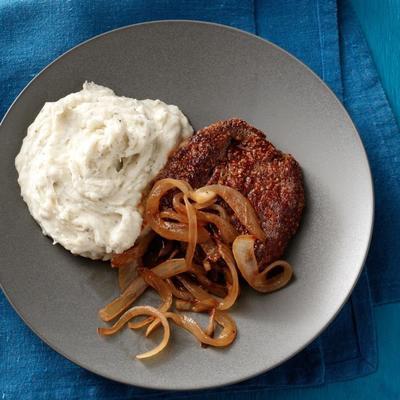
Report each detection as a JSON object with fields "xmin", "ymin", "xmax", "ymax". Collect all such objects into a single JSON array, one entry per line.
[
  {"xmin": 146, "ymin": 179, "xmax": 209, "ymax": 242},
  {"xmin": 165, "ymin": 278, "xmax": 193, "ymax": 301},
  {"xmin": 232, "ymin": 235, "xmax": 293, "ymax": 292},
  {"xmin": 173, "ymin": 298, "xmax": 213, "ymax": 313},
  {"xmin": 178, "ymin": 265, "xmax": 237, "ymax": 312},
  {"xmin": 172, "ymin": 192, "xmax": 186, "ymax": 215},
  {"xmin": 216, "ymin": 242, "xmax": 240, "ymax": 310},
  {"xmin": 164, "ymin": 311, "xmax": 236, "ymax": 347},
  {"xmin": 190, "ymin": 188, "xmax": 217, "ymax": 205},
  {"xmin": 197, "ymin": 210, "xmax": 237, "ymax": 243},
  {"xmin": 173, "ymin": 190, "xmax": 216, "ymax": 211},
  {"xmin": 256, "ymin": 260, "xmax": 293, "ymax": 292},
  {"xmin": 118, "ymin": 262, "xmax": 138, "ymax": 292},
  {"xmin": 99, "ymin": 258, "xmax": 188, "ymax": 322},
  {"xmin": 194, "ymin": 197, "xmax": 217, "ymax": 209},
  {"xmin": 145, "ymin": 317, "xmax": 161, "ymax": 337},
  {"xmin": 189, "ymin": 263, "xmax": 228, "ymax": 298},
  {"xmin": 207, "ymin": 203, "xmax": 229, "ymax": 220},
  {"xmin": 193, "ymin": 185, "xmax": 266, "ymax": 241},
  {"xmin": 184, "ymin": 194, "xmax": 197, "ymax": 269},
  {"xmin": 202, "ymin": 308, "xmax": 217, "ymax": 348},
  {"xmin": 99, "ymin": 178, "xmax": 294, "ymax": 359},
  {"xmin": 99, "ymin": 274, "xmax": 147, "ymax": 323},
  {"xmin": 172, "ymin": 193, "xmax": 237, "ymax": 243},
  {"xmin": 128, "ymin": 269, "xmax": 172, "ymax": 330},
  {"xmin": 98, "ymin": 305, "xmax": 170, "ymax": 359},
  {"xmin": 175, "ymin": 299, "xmax": 193, "ymax": 311},
  {"xmin": 149, "ymin": 218, "xmax": 208, "ymax": 243},
  {"xmin": 178, "ymin": 277, "xmax": 219, "ymax": 308},
  {"xmin": 174, "ymin": 191, "xmax": 217, "ymax": 212},
  {"xmin": 206, "ymin": 308, "xmax": 216, "ymax": 337},
  {"xmin": 192, "ymin": 302, "xmax": 216, "ymax": 312},
  {"xmin": 159, "ymin": 210, "xmax": 187, "ymax": 223},
  {"xmin": 145, "ymin": 309, "xmax": 236, "ymax": 347}
]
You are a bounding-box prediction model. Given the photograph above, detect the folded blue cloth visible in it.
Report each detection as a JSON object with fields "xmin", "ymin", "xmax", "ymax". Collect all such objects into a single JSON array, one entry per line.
[
  {"xmin": 1, "ymin": 0, "xmax": 400, "ymax": 398},
  {"xmin": 339, "ymin": 0, "xmax": 400, "ymax": 306}
]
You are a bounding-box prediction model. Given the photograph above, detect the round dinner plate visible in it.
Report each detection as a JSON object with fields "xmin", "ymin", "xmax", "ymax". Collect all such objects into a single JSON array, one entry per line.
[{"xmin": 0, "ymin": 21, "xmax": 373, "ymax": 391}]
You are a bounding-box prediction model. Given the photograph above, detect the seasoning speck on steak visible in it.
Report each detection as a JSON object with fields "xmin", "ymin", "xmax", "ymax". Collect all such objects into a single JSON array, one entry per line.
[{"xmin": 157, "ymin": 118, "xmax": 305, "ymax": 267}]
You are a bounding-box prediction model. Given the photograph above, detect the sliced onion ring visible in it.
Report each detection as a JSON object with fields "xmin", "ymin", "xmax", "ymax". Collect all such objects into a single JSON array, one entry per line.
[
  {"xmin": 206, "ymin": 308, "xmax": 216, "ymax": 337},
  {"xmin": 174, "ymin": 191, "xmax": 217, "ymax": 211},
  {"xmin": 193, "ymin": 185, "xmax": 266, "ymax": 241},
  {"xmin": 189, "ymin": 263, "xmax": 228, "ymax": 298},
  {"xmin": 179, "ymin": 247, "xmax": 239, "ymax": 312},
  {"xmin": 172, "ymin": 193, "xmax": 237, "ymax": 243},
  {"xmin": 99, "ymin": 258, "xmax": 188, "ymax": 322},
  {"xmin": 145, "ymin": 178, "xmax": 209, "ymax": 243},
  {"xmin": 183, "ymin": 194, "xmax": 197, "ymax": 269},
  {"xmin": 98, "ymin": 305, "xmax": 170, "ymax": 359},
  {"xmin": 166, "ymin": 311, "xmax": 236, "ymax": 347},
  {"xmin": 232, "ymin": 235, "xmax": 293, "ymax": 293},
  {"xmin": 128, "ymin": 269, "xmax": 173, "ymax": 330},
  {"xmin": 207, "ymin": 203, "xmax": 229, "ymax": 220},
  {"xmin": 145, "ymin": 318, "xmax": 162, "ymax": 337},
  {"xmin": 173, "ymin": 298, "xmax": 214, "ymax": 314},
  {"xmin": 165, "ymin": 278, "xmax": 193, "ymax": 301},
  {"xmin": 178, "ymin": 277, "xmax": 219, "ymax": 308},
  {"xmin": 145, "ymin": 310, "xmax": 236, "ymax": 347},
  {"xmin": 202, "ymin": 308, "xmax": 217, "ymax": 348},
  {"xmin": 197, "ymin": 211, "xmax": 237, "ymax": 243},
  {"xmin": 214, "ymin": 242, "xmax": 240, "ymax": 310},
  {"xmin": 190, "ymin": 189, "xmax": 217, "ymax": 205},
  {"xmin": 175, "ymin": 299, "xmax": 193, "ymax": 311},
  {"xmin": 118, "ymin": 262, "xmax": 138, "ymax": 292},
  {"xmin": 159, "ymin": 210, "xmax": 187, "ymax": 223}
]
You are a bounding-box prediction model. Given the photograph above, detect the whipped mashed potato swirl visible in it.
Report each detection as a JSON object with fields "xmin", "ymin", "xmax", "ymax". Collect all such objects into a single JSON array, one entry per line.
[{"xmin": 15, "ymin": 82, "xmax": 193, "ymax": 259}]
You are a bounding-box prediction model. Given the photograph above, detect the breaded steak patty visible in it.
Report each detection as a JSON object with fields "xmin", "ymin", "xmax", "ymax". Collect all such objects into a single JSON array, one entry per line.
[{"xmin": 157, "ymin": 118, "xmax": 305, "ymax": 267}]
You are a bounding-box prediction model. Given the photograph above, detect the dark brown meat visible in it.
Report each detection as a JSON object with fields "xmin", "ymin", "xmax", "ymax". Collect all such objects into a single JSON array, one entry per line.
[{"xmin": 157, "ymin": 118, "xmax": 305, "ymax": 267}]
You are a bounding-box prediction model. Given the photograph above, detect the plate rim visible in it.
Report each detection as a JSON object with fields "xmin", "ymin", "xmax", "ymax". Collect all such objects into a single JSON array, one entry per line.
[{"xmin": 0, "ymin": 19, "xmax": 375, "ymax": 391}]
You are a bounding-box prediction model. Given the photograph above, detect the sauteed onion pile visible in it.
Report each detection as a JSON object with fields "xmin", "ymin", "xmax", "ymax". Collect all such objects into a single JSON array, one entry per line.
[{"xmin": 98, "ymin": 178, "xmax": 293, "ymax": 359}]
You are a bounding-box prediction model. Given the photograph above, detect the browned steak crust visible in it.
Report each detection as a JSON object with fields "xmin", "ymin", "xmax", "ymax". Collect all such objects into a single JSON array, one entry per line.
[{"xmin": 157, "ymin": 118, "xmax": 305, "ymax": 267}]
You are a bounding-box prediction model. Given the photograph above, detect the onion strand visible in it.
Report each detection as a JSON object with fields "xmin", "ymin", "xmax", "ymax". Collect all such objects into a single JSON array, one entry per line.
[
  {"xmin": 98, "ymin": 305, "xmax": 170, "ymax": 359},
  {"xmin": 232, "ymin": 235, "xmax": 293, "ymax": 293}
]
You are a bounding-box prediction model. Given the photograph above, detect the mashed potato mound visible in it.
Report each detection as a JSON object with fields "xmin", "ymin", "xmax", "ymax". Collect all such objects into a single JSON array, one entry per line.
[{"xmin": 15, "ymin": 82, "xmax": 193, "ymax": 259}]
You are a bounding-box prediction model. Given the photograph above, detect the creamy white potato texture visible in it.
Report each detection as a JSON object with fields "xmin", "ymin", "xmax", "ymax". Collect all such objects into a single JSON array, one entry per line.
[{"xmin": 15, "ymin": 82, "xmax": 193, "ymax": 259}]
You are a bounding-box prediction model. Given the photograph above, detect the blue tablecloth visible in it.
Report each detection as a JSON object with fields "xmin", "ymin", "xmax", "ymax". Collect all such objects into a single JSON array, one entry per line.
[{"xmin": 1, "ymin": 0, "xmax": 400, "ymax": 398}]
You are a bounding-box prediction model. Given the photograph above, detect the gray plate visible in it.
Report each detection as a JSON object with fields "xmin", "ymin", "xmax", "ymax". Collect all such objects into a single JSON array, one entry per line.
[{"xmin": 0, "ymin": 21, "xmax": 373, "ymax": 391}]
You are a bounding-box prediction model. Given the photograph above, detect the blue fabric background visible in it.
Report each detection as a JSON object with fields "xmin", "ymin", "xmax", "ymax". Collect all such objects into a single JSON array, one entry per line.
[
  {"xmin": 350, "ymin": 0, "xmax": 400, "ymax": 128},
  {"xmin": 1, "ymin": 0, "xmax": 399, "ymax": 398}
]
